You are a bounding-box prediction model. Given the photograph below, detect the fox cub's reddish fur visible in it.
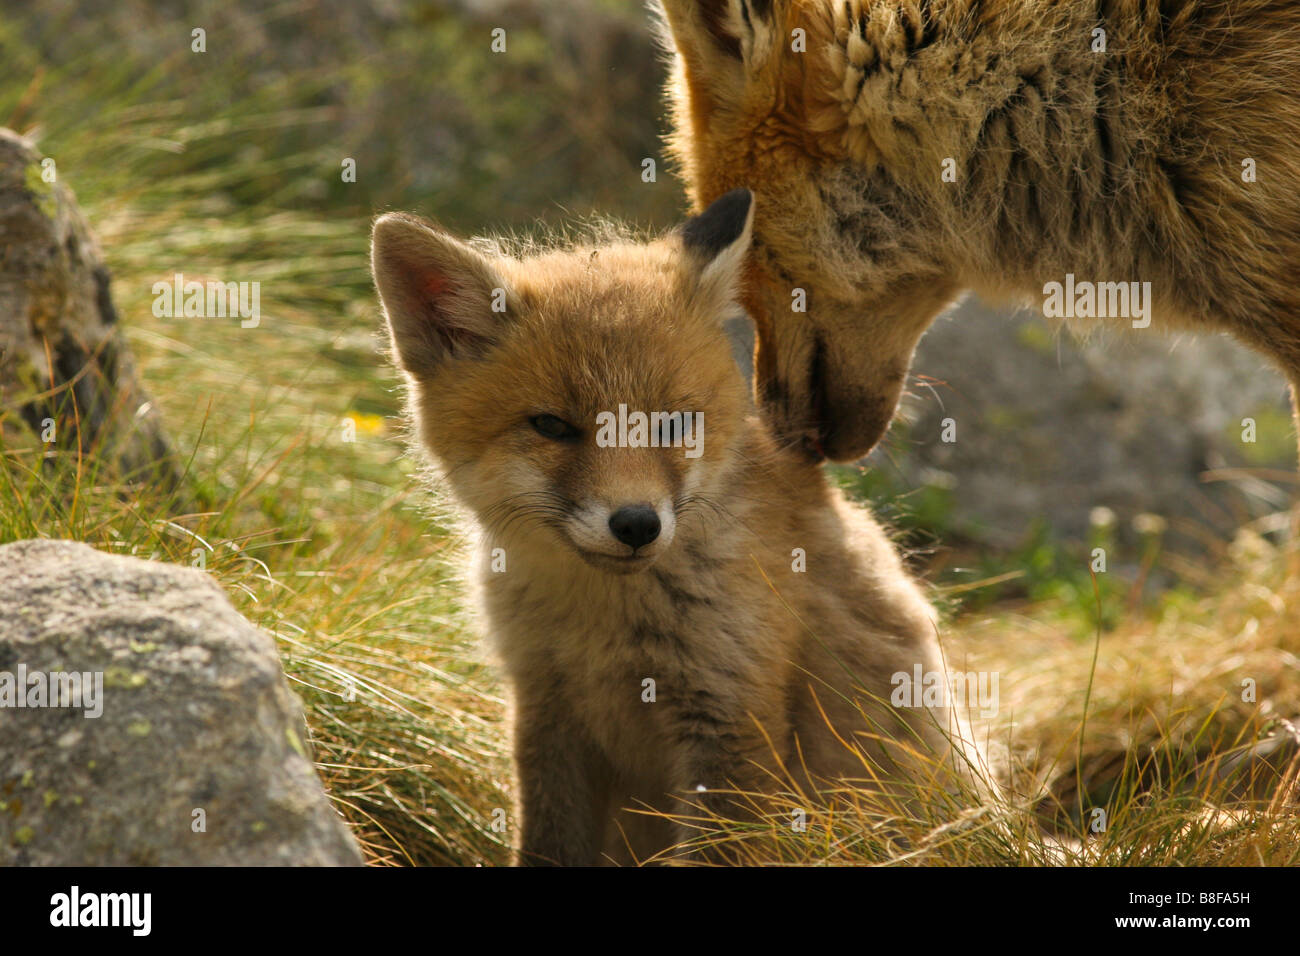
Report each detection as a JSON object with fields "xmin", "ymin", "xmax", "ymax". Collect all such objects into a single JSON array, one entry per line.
[{"xmin": 372, "ymin": 192, "xmax": 985, "ymax": 865}]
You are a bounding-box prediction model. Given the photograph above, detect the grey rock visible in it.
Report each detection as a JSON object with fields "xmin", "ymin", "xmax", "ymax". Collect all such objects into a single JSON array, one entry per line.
[
  {"xmin": 729, "ymin": 295, "xmax": 1294, "ymax": 551},
  {"xmin": 0, "ymin": 539, "xmax": 362, "ymax": 866},
  {"xmin": 896, "ymin": 298, "xmax": 1294, "ymax": 548},
  {"xmin": 0, "ymin": 128, "xmax": 178, "ymax": 485}
]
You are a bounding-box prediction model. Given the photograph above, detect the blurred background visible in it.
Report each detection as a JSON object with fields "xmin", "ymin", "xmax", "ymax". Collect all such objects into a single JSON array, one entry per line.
[
  {"xmin": 3, "ymin": 0, "xmax": 1296, "ymax": 864},
  {"xmin": 5, "ymin": 0, "xmax": 1294, "ymax": 589}
]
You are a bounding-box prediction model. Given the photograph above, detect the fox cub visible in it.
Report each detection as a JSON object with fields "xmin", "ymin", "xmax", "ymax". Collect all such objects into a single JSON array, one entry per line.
[{"xmin": 371, "ymin": 190, "xmax": 983, "ymax": 865}]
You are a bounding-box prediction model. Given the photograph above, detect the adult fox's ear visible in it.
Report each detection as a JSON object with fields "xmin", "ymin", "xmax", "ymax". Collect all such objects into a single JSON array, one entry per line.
[
  {"xmin": 371, "ymin": 212, "xmax": 511, "ymax": 377},
  {"xmin": 657, "ymin": 0, "xmax": 778, "ymax": 65},
  {"xmin": 680, "ymin": 187, "xmax": 754, "ymax": 312},
  {"xmin": 656, "ymin": 1, "xmax": 780, "ymax": 93},
  {"xmin": 659, "ymin": 0, "xmax": 744, "ymax": 60}
]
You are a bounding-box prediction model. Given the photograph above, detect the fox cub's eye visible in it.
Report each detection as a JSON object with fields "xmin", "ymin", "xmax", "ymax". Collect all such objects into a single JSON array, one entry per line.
[{"xmin": 529, "ymin": 414, "xmax": 580, "ymax": 441}]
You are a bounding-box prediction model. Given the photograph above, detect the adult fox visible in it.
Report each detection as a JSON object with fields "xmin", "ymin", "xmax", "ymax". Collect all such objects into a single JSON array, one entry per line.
[{"xmin": 656, "ymin": 0, "xmax": 1300, "ymax": 462}]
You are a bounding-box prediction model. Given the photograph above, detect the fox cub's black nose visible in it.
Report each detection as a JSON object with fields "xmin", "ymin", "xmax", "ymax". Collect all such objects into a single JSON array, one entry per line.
[{"xmin": 609, "ymin": 505, "xmax": 661, "ymax": 550}]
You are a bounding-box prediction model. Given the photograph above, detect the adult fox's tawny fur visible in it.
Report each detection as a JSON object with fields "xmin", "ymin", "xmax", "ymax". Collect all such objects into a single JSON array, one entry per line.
[
  {"xmin": 656, "ymin": 0, "xmax": 1300, "ymax": 462},
  {"xmin": 371, "ymin": 192, "xmax": 987, "ymax": 865}
]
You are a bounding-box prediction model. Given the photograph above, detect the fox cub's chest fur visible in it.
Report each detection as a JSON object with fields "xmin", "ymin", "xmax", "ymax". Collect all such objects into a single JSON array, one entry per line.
[
  {"xmin": 372, "ymin": 190, "xmax": 982, "ymax": 865},
  {"xmin": 472, "ymin": 444, "xmax": 954, "ymax": 865},
  {"xmin": 477, "ymin": 488, "xmax": 795, "ymax": 779}
]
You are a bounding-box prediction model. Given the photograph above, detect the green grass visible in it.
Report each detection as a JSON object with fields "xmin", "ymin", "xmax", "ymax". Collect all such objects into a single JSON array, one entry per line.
[{"xmin": 3, "ymin": 0, "xmax": 1297, "ymax": 866}]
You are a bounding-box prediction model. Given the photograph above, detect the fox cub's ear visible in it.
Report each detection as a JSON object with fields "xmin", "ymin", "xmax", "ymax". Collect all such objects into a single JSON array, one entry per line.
[
  {"xmin": 371, "ymin": 213, "xmax": 511, "ymax": 376},
  {"xmin": 680, "ymin": 187, "xmax": 754, "ymax": 312}
]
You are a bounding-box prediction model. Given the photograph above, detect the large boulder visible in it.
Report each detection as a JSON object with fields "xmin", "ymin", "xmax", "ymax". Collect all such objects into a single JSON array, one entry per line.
[
  {"xmin": 0, "ymin": 539, "xmax": 362, "ymax": 866},
  {"xmin": 0, "ymin": 128, "xmax": 178, "ymax": 485}
]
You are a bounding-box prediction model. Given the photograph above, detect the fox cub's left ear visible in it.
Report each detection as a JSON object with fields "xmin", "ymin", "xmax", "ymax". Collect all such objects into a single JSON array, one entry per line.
[
  {"xmin": 371, "ymin": 212, "xmax": 512, "ymax": 377},
  {"xmin": 680, "ymin": 188, "xmax": 754, "ymax": 313}
]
